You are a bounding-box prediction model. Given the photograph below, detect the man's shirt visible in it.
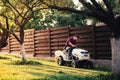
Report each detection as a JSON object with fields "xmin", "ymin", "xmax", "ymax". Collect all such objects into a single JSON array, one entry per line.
[{"xmin": 65, "ymin": 37, "xmax": 76, "ymax": 47}]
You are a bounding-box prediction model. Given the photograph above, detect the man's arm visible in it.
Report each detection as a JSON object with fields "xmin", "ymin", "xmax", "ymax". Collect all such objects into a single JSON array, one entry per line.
[{"xmin": 68, "ymin": 42, "xmax": 76, "ymax": 47}]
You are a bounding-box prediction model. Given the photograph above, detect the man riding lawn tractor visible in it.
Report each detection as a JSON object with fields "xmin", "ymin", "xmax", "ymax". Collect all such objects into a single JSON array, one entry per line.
[{"xmin": 55, "ymin": 35, "xmax": 93, "ymax": 68}]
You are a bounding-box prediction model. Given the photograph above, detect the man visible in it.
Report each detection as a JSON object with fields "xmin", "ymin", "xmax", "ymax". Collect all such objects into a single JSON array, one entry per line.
[{"xmin": 65, "ymin": 35, "xmax": 79, "ymax": 60}]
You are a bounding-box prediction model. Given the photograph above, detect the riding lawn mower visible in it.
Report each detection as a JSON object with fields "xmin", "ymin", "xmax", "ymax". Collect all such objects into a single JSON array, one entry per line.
[{"xmin": 55, "ymin": 48, "xmax": 93, "ymax": 68}]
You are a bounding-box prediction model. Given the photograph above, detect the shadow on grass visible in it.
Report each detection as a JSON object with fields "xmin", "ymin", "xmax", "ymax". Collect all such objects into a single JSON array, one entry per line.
[
  {"xmin": 12, "ymin": 60, "xmax": 42, "ymax": 65},
  {"xmin": 41, "ymin": 59, "xmax": 111, "ymax": 72},
  {"xmin": 31, "ymin": 73, "xmax": 120, "ymax": 80},
  {"xmin": 92, "ymin": 65, "xmax": 111, "ymax": 72},
  {"xmin": 30, "ymin": 73, "xmax": 110, "ymax": 80},
  {"xmin": 43, "ymin": 63, "xmax": 110, "ymax": 73},
  {"xmin": 0, "ymin": 56, "xmax": 11, "ymax": 59},
  {"xmin": 29, "ymin": 71, "xmax": 90, "ymax": 80}
]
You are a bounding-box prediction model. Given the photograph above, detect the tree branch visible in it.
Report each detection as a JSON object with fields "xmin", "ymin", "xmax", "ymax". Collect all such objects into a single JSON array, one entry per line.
[
  {"xmin": 32, "ymin": 0, "xmax": 42, "ymax": 8},
  {"xmin": 79, "ymin": 0, "xmax": 113, "ymax": 24},
  {"xmin": 41, "ymin": 0, "xmax": 87, "ymax": 15},
  {"xmin": 41, "ymin": 0, "xmax": 110, "ymax": 24},
  {"xmin": 90, "ymin": 0, "xmax": 108, "ymax": 17},
  {"xmin": 102, "ymin": 0, "xmax": 114, "ymax": 18},
  {"xmin": 88, "ymin": 12, "xmax": 109, "ymax": 24},
  {"xmin": 0, "ymin": 14, "xmax": 21, "ymax": 43},
  {"xmin": 79, "ymin": 0, "xmax": 103, "ymax": 16},
  {"xmin": 0, "ymin": 24, "xmax": 21, "ymax": 43},
  {"xmin": 6, "ymin": 0, "xmax": 25, "ymax": 19},
  {"xmin": 20, "ymin": 0, "xmax": 34, "ymax": 26}
]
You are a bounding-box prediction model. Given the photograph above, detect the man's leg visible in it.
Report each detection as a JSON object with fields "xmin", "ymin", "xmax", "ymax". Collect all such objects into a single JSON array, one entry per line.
[{"xmin": 68, "ymin": 47, "xmax": 74, "ymax": 60}]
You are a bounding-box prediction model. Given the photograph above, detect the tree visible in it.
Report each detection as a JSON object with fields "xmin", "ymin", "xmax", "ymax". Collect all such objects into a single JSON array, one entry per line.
[
  {"xmin": 1, "ymin": 0, "xmax": 45, "ymax": 63},
  {"xmin": 0, "ymin": 14, "xmax": 9, "ymax": 48},
  {"xmin": 41, "ymin": 0, "xmax": 120, "ymax": 75}
]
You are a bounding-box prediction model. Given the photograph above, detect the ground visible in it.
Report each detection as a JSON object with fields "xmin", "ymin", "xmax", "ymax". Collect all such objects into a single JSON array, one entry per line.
[{"xmin": 0, "ymin": 54, "xmax": 114, "ymax": 80}]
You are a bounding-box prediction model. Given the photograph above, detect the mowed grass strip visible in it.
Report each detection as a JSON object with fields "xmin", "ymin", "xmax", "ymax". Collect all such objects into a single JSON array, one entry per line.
[{"xmin": 0, "ymin": 54, "xmax": 110, "ymax": 80}]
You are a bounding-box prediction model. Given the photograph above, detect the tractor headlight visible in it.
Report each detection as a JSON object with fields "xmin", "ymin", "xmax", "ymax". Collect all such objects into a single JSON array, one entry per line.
[{"xmin": 81, "ymin": 51, "xmax": 88, "ymax": 54}]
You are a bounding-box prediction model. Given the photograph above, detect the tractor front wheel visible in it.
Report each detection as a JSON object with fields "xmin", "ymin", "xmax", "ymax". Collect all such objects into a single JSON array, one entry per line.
[{"xmin": 57, "ymin": 56, "xmax": 64, "ymax": 66}]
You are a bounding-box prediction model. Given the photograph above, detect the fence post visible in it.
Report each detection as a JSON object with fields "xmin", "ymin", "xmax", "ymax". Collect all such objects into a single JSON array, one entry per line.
[
  {"xmin": 48, "ymin": 28, "xmax": 52, "ymax": 57},
  {"xmin": 8, "ymin": 35, "xmax": 10, "ymax": 53},
  {"xmin": 92, "ymin": 25, "xmax": 97, "ymax": 59},
  {"xmin": 68, "ymin": 25, "xmax": 71, "ymax": 37},
  {"xmin": 8, "ymin": 34, "xmax": 11, "ymax": 53},
  {"xmin": 32, "ymin": 29, "xmax": 35, "ymax": 57}
]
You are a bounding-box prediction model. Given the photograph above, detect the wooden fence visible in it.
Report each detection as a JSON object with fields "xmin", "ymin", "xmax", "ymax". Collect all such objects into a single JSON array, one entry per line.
[{"xmin": 0, "ymin": 25, "xmax": 111, "ymax": 59}]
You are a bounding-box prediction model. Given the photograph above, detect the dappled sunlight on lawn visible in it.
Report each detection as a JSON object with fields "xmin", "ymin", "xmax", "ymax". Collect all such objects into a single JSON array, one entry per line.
[{"xmin": 0, "ymin": 54, "xmax": 110, "ymax": 80}]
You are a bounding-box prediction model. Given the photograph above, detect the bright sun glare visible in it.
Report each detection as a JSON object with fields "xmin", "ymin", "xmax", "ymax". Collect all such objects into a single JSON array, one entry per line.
[{"xmin": 72, "ymin": 0, "xmax": 102, "ymax": 6}]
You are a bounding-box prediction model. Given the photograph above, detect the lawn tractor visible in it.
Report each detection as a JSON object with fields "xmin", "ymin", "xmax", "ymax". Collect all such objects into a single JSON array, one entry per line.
[{"xmin": 55, "ymin": 48, "xmax": 93, "ymax": 68}]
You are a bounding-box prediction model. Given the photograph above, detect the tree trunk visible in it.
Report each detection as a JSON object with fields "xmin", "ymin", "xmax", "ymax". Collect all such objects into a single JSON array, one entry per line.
[
  {"xmin": 111, "ymin": 37, "xmax": 120, "ymax": 76},
  {"xmin": 20, "ymin": 42, "xmax": 26, "ymax": 63}
]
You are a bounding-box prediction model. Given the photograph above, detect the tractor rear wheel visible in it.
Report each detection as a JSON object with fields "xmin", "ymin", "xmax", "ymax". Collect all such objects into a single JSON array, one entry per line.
[
  {"xmin": 86, "ymin": 61, "xmax": 93, "ymax": 69},
  {"xmin": 83, "ymin": 60, "xmax": 93, "ymax": 69},
  {"xmin": 71, "ymin": 60, "xmax": 79, "ymax": 68}
]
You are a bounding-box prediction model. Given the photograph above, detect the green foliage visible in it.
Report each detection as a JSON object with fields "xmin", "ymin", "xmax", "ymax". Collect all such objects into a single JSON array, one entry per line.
[
  {"xmin": 25, "ymin": 0, "xmax": 87, "ymax": 30},
  {"xmin": 113, "ymin": 0, "xmax": 120, "ymax": 13},
  {"xmin": 101, "ymin": 0, "xmax": 120, "ymax": 14},
  {"xmin": 25, "ymin": 11, "xmax": 42, "ymax": 29},
  {"xmin": 25, "ymin": 9, "xmax": 87, "ymax": 30},
  {"xmin": 44, "ymin": 0, "xmax": 74, "ymax": 8},
  {"xmin": 1, "ymin": 0, "xmax": 120, "ymax": 30},
  {"xmin": 55, "ymin": 11, "xmax": 87, "ymax": 27}
]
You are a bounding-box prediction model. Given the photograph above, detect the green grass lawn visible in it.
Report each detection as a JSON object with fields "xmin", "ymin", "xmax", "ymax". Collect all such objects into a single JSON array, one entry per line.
[{"xmin": 0, "ymin": 54, "xmax": 112, "ymax": 80}]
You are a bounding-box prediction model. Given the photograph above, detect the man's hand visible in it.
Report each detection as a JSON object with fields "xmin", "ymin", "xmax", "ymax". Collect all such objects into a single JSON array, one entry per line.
[
  {"xmin": 68, "ymin": 42, "xmax": 77, "ymax": 47},
  {"xmin": 72, "ymin": 45, "xmax": 77, "ymax": 47}
]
